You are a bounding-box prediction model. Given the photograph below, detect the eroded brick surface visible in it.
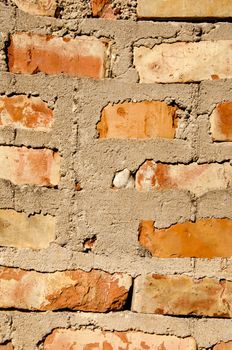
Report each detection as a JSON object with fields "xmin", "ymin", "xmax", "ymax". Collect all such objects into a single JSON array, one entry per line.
[
  {"xmin": 137, "ymin": 0, "xmax": 232, "ymax": 18},
  {"xmin": 0, "ymin": 146, "xmax": 60, "ymax": 186},
  {"xmin": 91, "ymin": 0, "xmax": 116, "ymax": 19},
  {"xmin": 135, "ymin": 161, "xmax": 232, "ymax": 196},
  {"xmin": 43, "ymin": 329, "xmax": 196, "ymax": 350},
  {"xmin": 139, "ymin": 219, "xmax": 232, "ymax": 258},
  {"xmin": 210, "ymin": 102, "xmax": 232, "ymax": 141},
  {"xmin": 0, "ymin": 268, "xmax": 131, "ymax": 311},
  {"xmin": 0, "ymin": 209, "xmax": 55, "ymax": 249},
  {"xmin": 8, "ymin": 33, "xmax": 108, "ymax": 79},
  {"xmin": 0, "ymin": 95, "xmax": 53, "ymax": 130},
  {"xmin": 214, "ymin": 342, "xmax": 232, "ymax": 350},
  {"xmin": 12, "ymin": 0, "xmax": 57, "ymax": 17},
  {"xmin": 134, "ymin": 41, "xmax": 232, "ymax": 83},
  {"xmin": 0, "ymin": 343, "xmax": 13, "ymax": 350},
  {"xmin": 132, "ymin": 274, "xmax": 232, "ymax": 317},
  {"xmin": 97, "ymin": 101, "xmax": 178, "ymax": 139}
]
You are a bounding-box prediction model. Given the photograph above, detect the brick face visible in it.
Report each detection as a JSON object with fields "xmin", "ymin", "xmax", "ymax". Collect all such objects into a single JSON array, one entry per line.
[
  {"xmin": 0, "ymin": 344, "xmax": 13, "ymax": 350},
  {"xmin": 97, "ymin": 101, "xmax": 178, "ymax": 139},
  {"xmin": 0, "ymin": 209, "xmax": 55, "ymax": 249},
  {"xmin": 210, "ymin": 102, "xmax": 232, "ymax": 141},
  {"xmin": 0, "ymin": 268, "xmax": 131, "ymax": 311},
  {"xmin": 44, "ymin": 329, "xmax": 196, "ymax": 350},
  {"xmin": 214, "ymin": 342, "xmax": 232, "ymax": 350},
  {"xmin": 139, "ymin": 219, "xmax": 232, "ymax": 258},
  {"xmin": 0, "ymin": 146, "xmax": 60, "ymax": 186},
  {"xmin": 0, "ymin": 95, "xmax": 53, "ymax": 130},
  {"xmin": 134, "ymin": 41, "xmax": 232, "ymax": 83},
  {"xmin": 8, "ymin": 33, "xmax": 108, "ymax": 79},
  {"xmin": 132, "ymin": 274, "xmax": 232, "ymax": 317},
  {"xmin": 137, "ymin": 0, "xmax": 232, "ymax": 19},
  {"xmin": 12, "ymin": 0, "xmax": 57, "ymax": 17}
]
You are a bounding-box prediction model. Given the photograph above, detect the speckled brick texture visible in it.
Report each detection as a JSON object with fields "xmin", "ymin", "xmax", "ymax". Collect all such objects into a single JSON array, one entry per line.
[{"xmin": 0, "ymin": 0, "xmax": 232, "ymax": 349}]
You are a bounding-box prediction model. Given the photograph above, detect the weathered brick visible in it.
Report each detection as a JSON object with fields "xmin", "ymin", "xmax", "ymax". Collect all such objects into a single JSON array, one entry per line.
[
  {"xmin": 44, "ymin": 329, "xmax": 196, "ymax": 350},
  {"xmin": 0, "ymin": 344, "xmax": 13, "ymax": 350},
  {"xmin": 139, "ymin": 219, "xmax": 232, "ymax": 258},
  {"xmin": 132, "ymin": 274, "xmax": 232, "ymax": 317},
  {"xmin": 91, "ymin": 0, "xmax": 116, "ymax": 19},
  {"xmin": 8, "ymin": 33, "xmax": 108, "ymax": 79},
  {"xmin": 0, "ymin": 268, "xmax": 131, "ymax": 311},
  {"xmin": 0, "ymin": 209, "xmax": 55, "ymax": 249},
  {"xmin": 135, "ymin": 160, "xmax": 232, "ymax": 196},
  {"xmin": 0, "ymin": 146, "xmax": 60, "ymax": 186},
  {"xmin": 0, "ymin": 95, "xmax": 53, "ymax": 130},
  {"xmin": 134, "ymin": 41, "xmax": 232, "ymax": 83},
  {"xmin": 210, "ymin": 102, "xmax": 232, "ymax": 141},
  {"xmin": 12, "ymin": 0, "xmax": 57, "ymax": 17},
  {"xmin": 137, "ymin": 0, "xmax": 232, "ymax": 19},
  {"xmin": 214, "ymin": 342, "xmax": 232, "ymax": 350},
  {"xmin": 97, "ymin": 101, "xmax": 178, "ymax": 139}
]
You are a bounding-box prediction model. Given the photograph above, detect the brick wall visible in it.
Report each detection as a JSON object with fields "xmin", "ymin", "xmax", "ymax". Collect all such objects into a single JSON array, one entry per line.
[{"xmin": 0, "ymin": 0, "xmax": 232, "ymax": 349}]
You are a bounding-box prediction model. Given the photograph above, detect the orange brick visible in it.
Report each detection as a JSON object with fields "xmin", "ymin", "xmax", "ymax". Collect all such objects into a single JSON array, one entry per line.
[
  {"xmin": 0, "ymin": 344, "xmax": 13, "ymax": 350},
  {"xmin": 0, "ymin": 146, "xmax": 60, "ymax": 186},
  {"xmin": 132, "ymin": 274, "xmax": 232, "ymax": 317},
  {"xmin": 0, "ymin": 95, "xmax": 53, "ymax": 130},
  {"xmin": 44, "ymin": 329, "xmax": 196, "ymax": 350},
  {"xmin": 214, "ymin": 342, "xmax": 232, "ymax": 350},
  {"xmin": 8, "ymin": 33, "xmax": 108, "ymax": 79},
  {"xmin": 139, "ymin": 219, "xmax": 232, "ymax": 258},
  {"xmin": 210, "ymin": 102, "xmax": 232, "ymax": 141},
  {"xmin": 97, "ymin": 101, "xmax": 178, "ymax": 139},
  {"xmin": 0, "ymin": 268, "xmax": 131, "ymax": 311}
]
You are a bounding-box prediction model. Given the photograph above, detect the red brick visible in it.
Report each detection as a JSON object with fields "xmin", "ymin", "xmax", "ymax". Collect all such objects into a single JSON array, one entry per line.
[
  {"xmin": 0, "ymin": 95, "xmax": 53, "ymax": 130},
  {"xmin": 91, "ymin": 0, "xmax": 116, "ymax": 19},
  {"xmin": 135, "ymin": 161, "xmax": 232, "ymax": 196},
  {"xmin": 139, "ymin": 219, "xmax": 232, "ymax": 258},
  {"xmin": 44, "ymin": 329, "xmax": 196, "ymax": 350},
  {"xmin": 97, "ymin": 101, "xmax": 178, "ymax": 139},
  {"xmin": 132, "ymin": 274, "xmax": 232, "ymax": 317},
  {"xmin": 0, "ymin": 267, "xmax": 131, "ymax": 311},
  {"xmin": 210, "ymin": 102, "xmax": 232, "ymax": 141},
  {"xmin": 8, "ymin": 33, "xmax": 108, "ymax": 79},
  {"xmin": 12, "ymin": 0, "xmax": 57, "ymax": 17},
  {"xmin": 214, "ymin": 342, "xmax": 232, "ymax": 350},
  {"xmin": 0, "ymin": 146, "xmax": 60, "ymax": 186}
]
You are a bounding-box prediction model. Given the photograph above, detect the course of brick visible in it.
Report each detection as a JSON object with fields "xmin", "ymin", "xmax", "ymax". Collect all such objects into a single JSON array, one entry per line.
[{"xmin": 0, "ymin": 0, "xmax": 232, "ymax": 349}]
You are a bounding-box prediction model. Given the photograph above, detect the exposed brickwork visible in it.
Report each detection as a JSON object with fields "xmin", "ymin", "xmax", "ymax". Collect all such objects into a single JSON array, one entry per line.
[
  {"xmin": 214, "ymin": 342, "xmax": 232, "ymax": 350},
  {"xmin": 8, "ymin": 33, "xmax": 108, "ymax": 79},
  {"xmin": 44, "ymin": 329, "xmax": 196, "ymax": 350},
  {"xmin": 12, "ymin": 0, "xmax": 57, "ymax": 17},
  {"xmin": 132, "ymin": 274, "xmax": 232, "ymax": 317},
  {"xmin": 139, "ymin": 219, "xmax": 232, "ymax": 258},
  {"xmin": 0, "ymin": 95, "xmax": 53, "ymax": 130},
  {"xmin": 97, "ymin": 101, "xmax": 178, "ymax": 139},
  {"xmin": 0, "ymin": 344, "xmax": 13, "ymax": 350},
  {"xmin": 0, "ymin": 146, "xmax": 60, "ymax": 186},
  {"xmin": 210, "ymin": 102, "xmax": 232, "ymax": 141}
]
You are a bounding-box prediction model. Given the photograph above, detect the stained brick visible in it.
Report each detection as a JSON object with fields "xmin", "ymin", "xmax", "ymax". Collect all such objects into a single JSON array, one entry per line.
[
  {"xmin": 0, "ymin": 268, "xmax": 131, "ymax": 311},
  {"xmin": 12, "ymin": 0, "xmax": 57, "ymax": 17},
  {"xmin": 137, "ymin": 0, "xmax": 232, "ymax": 19},
  {"xmin": 0, "ymin": 95, "xmax": 53, "ymax": 130},
  {"xmin": 210, "ymin": 102, "xmax": 232, "ymax": 141},
  {"xmin": 132, "ymin": 274, "xmax": 232, "ymax": 317},
  {"xmin": 0, "ymin": 146, "xmax": 60, "ymax": 186},
  {"xmin": 134, "ymin": 41, "xmax": 232, "ymax": 83},
  {"xmin": 43, "ymin": 329, "xmax": 196, "ymax": 350},
  {"xmin": 97, "ymin": 101, "xmax": 178, "ymax": 139},
  {"xmin": 0, "ymin": 209, "xmax": 55, "ymax": 249},
  {"xmin": 139, "ymin": 219, "xmax": 232, "ymax": 258},
  {"xmin": 8, "ymin": 33, "xmax": 108, "ymax": 79}
]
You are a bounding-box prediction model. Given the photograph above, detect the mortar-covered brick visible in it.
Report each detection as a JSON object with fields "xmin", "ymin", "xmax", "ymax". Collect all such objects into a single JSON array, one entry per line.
[
  {"xmin": 214, "ymin": 342, "xmax": 232, "ymax": 350},
  {"xmin": 8, "ymin": 33, "xmax": 108, "ymax": 79},
  {"xmin": 91, "ymin": 0, "xmax": 116, "ymax": 19},
  {"xmin": 134, "ymin": 41, "xmax": 232, "ymax": 83},
  {"xmin": 210, "ymin": 102, "xmax": 232, "ymax": 141},
  {"xmin": 0, "ymin": 95, "xmax": 53, "ymax": 130},
  {"xmin": 139, "ymin": 219, "xmax": 232, "ymax": 258},
  {"xmin": 0, "ymin": 146, "xmax": 60, "ymax": 186},
  {"xmin": 134, "ymin": 160, "xmax": 232, "ymax": 196},
  {"xmin": 43, "ymin": 328, "xmax": 196, "ymax": 350},
  {"xmin": 0, "ymin": 209, "xmax": 55, "ymax": 249},
  {"xmin": 132, "ymin": 274, "xmax": 232, "ymax": 317},
  {"xmin": 12, "ymin": 0, "xmax": 57, "ymax": 16},
  {"xmin": 137, "ymin": 0, "xmax": 232, "ymax": 18},
  {"xmin": 0, "ymin": 267, "xmax": 131, "ymax": 311},
  {"xmin": 97, "ymin": 101, "xmax": 178, "ymax": 139}
]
